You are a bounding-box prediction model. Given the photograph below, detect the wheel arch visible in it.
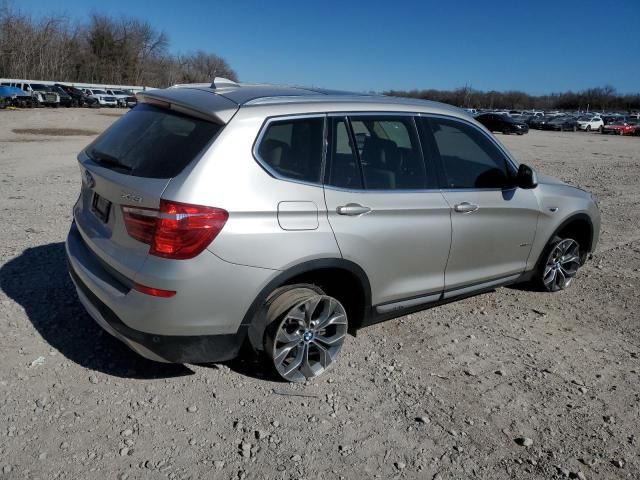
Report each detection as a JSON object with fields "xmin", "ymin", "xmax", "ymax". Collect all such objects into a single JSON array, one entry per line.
[
  {"xmin": 536, "ymin": 213, "xmax": 594, "ymax": 270},
  {"xmin": 243, "ymin": 258, "xmax": 372, "ymax": 351}
]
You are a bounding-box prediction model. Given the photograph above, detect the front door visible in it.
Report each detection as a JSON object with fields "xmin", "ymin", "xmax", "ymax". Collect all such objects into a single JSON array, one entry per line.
[
  {"xmin": 419, "ymin": 116, "xmax": 540, "ymax": 292},
  {"xmin": 323, "ymin": 115, "xmax": 452, "ymax": 308}
]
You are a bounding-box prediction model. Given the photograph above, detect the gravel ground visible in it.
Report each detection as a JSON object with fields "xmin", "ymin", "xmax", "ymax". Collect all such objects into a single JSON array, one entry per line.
[{"xmin": 0, "ymin": 108, "xmax": 638, "ymax": 480}]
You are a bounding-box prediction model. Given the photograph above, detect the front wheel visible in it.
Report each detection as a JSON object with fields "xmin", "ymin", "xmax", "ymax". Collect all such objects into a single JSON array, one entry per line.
[
  {"xmin": 586, "ymin": 125, "xmax": 591, "ymax": 132},
  {"xmin": 264, "ymin": 286, "xmax": 348, "ymax": 382},
  {"xmin": 538, "ymin": 237, "xmax": 581, "ymax": 292}
]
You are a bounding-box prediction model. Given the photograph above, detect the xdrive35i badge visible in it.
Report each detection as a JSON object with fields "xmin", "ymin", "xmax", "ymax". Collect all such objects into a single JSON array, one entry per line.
[
  {"xmin": 83, "ymin": 170, "xmax": 95, "ymax": 189},
  {"xmin": 120, "ymin": 192, "xmax": 143, "ymax": 203}
]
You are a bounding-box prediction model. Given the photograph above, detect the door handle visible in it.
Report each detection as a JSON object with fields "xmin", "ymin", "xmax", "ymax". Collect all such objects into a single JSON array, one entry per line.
[
  {"xmin": 336, "ymin": 203, "xmax": 371, "ymax": 216},
  {"xmin": 454, "ymin": 202, "xmax": 479, "ymax": 213}
]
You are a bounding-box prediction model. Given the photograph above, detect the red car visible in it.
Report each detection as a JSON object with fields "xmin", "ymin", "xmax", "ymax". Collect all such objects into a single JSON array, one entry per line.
[{"xmin": 601, "ymin": 120, "xmax": 638, "ymax": 135}]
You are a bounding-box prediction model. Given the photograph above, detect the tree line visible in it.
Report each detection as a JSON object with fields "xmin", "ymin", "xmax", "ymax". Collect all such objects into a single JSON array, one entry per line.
[
  {"xmin": 385, "ymin": 86, "xmax": 640, "ymax": 112},
  {"xmin": 0, "ymin": 4, "xmax": 237, "ymax": 87}
]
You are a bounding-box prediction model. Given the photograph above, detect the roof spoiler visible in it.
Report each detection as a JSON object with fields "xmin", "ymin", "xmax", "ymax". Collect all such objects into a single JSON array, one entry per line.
[{"xmin": 138, "ymin": 87, "xmax": 239, "ymax": 124}]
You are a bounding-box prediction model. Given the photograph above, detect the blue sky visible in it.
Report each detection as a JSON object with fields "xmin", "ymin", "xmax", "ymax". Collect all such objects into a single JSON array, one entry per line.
[{"xmin": 20, "ymin": 0, "xmax": 640, "ymax": 94}]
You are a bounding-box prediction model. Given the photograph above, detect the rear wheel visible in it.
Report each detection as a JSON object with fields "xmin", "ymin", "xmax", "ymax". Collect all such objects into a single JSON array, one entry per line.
[
  {"xmin": 264, "ymin": 286, "xmax": 348, "ymax": 382},
  {"xmin": 537, "ymin": 236, "xmax": 581, "ymax": 292}
]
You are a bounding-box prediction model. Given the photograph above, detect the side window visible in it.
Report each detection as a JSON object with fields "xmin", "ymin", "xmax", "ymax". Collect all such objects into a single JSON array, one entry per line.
[
  {"xmin": 326, "ymin": 118, "xmax": 363, "ymax": 189},
  {"xmin": 257, "ymin": 117, "xmax": 324, "ymax": 184},
  {"xmin": 426, "ymin": 117, "xmax": 512, "ymax": 189},
  {"xmin": 349, "ymin": 116, "xmax": 427, "ymax": 190}
]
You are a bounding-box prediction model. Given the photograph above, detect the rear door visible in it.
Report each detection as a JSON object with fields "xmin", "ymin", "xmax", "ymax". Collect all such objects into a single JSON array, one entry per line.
[
  {"xmin": 419, "ymin": 115, "xmax": 539, "ymax": 293},
  {"xmin": 323, "ymin": 114, "xmax": 451, "ymax": 310},
  {"xmin": 74, "ymin": 103, "xmax": 223, "ymax": 279}
]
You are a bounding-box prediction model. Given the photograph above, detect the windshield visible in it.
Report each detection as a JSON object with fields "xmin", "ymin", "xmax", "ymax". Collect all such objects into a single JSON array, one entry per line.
[
  {"xmin": 111, "ymin": 90, "xmax": 125, "ymax": 95},
  {"xmin": 31, "ymin": 84, "xmax": 48, "ymax": 91},
  {"xmin": 92, "ymin": 89, "xmax": 107, "ymax": 94}
]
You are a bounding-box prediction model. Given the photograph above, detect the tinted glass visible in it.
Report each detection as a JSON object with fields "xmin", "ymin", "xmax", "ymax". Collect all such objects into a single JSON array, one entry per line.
[
  {"xmin": 326, "ymin": 118, "xmax": 362, "ymax": 189},
  {"xmin": 349, "ymin": 116, "xmax": 426, "ymax": 190},
  {"xmin": 257, "ymin": 117, "xmax": 324, "ymax": 184},
  {"xmin": 86, "ymin": 104, "xmax": 221, "ymax": 178},
  {"xmin": 427, "ymin": 117, "xmax": 512, "ymax": 189}
]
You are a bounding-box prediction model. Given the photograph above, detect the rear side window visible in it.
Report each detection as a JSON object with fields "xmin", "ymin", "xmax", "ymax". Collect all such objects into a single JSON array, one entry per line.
[
  {"xmin": 86, "ymin": 104, "xmax": 221, "ymax": 178},
  {"xmin": 257, "ymin": 117, "xmax": 324, "ymax": 184},
  {"xmin": 425, "ymin": 117, "xmax": 512, "ymax": 189},
  {"xmin": 326, "ymin": 118, "xmax": 363, "ymax": 189}
]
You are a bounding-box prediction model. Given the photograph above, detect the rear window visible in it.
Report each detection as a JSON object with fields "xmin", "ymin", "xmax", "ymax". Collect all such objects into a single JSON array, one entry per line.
[
  {"xmin": 256, "ymin": 117, "xmax": 324, "ymax": 184},
  {"xmin": 86, "ymin": 104, "xmax": 221, "ymax": 178}
]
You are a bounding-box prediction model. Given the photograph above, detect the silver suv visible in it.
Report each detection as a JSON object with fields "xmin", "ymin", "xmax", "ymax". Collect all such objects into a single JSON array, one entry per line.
[{"xmin": 65, "ymin": 79, "xmax": 600, "ymax": 382}]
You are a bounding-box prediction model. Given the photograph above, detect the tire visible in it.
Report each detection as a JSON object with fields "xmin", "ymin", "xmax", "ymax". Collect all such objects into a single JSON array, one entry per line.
[
  {"xmin": 536, "ymin": 236, "xmax": 581, "ymax": 292},
  {"xmin": 573, "ymin": 125, "xmax": 577, "ymax": 132},
  {"xmin": 586, "ymin": 125, "xmax": 591, "ymax": 132},
  {"xmin": 619, "ymin": 130, "xmax": 624, "ymax": 136},
  {"xmin": 598, "ymin": 125, "xmax": 603, "ymax": 133},
  {"xmin": 263, "ymin": 285, "xmax": 348, "ymax": 382}
]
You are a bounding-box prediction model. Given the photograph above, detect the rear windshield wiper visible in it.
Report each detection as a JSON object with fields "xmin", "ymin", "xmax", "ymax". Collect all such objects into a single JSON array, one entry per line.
[{"xmin": 88, "ymin": 149, "xmax": 133, "ymax": 172}]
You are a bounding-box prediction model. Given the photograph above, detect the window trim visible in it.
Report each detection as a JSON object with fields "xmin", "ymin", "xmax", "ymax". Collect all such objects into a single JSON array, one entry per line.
[
  {"xmin": 419, "ymin": 113, "xmax": 519, "ymax": 191},
  {"xmin": 252, "ymin": 113, "xmax": 328, "ymax": 188}
]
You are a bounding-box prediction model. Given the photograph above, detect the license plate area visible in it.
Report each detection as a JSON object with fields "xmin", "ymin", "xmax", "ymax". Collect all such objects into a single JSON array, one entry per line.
[{"xmin": 91, "ymin": 193, "xmax": 111, "ymax": 223}]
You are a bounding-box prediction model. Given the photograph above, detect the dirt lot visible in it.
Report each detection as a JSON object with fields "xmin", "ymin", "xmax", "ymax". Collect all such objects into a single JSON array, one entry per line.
[{"xmin": 0, "ymin": 108, "xmax": 638, "ymax": 480}]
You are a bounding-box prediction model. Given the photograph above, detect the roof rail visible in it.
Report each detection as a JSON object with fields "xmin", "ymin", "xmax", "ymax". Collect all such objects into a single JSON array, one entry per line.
[{"xmin": 211, "ymin": 77, "xmax": 239, "ymax": 89}]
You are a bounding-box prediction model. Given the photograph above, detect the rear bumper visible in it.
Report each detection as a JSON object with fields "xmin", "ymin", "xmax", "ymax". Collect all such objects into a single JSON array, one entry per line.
[
  {"xmin": 67, "ymin": 258, "xmax": 247, "ymax": 363},
  {"xmin": 64, "ymin": 221, "xmax": 271, "ymax": 363}
]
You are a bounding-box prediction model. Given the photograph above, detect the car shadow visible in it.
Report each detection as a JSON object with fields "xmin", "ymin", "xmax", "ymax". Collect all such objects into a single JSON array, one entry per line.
[{"xmin": 0, "ymin": 242, "xmax": 193, "ymax": 379}]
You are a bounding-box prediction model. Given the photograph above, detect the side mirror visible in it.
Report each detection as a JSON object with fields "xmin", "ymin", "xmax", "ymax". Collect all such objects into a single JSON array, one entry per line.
[{"xmin": 516, "ymin": 164, "xmax": 538, "ymax": 189}]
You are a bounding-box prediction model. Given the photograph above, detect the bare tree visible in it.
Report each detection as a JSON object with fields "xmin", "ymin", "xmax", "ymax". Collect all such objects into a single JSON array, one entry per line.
[{"xmin": 0, "ymin": 3, "xmax": 237, "ymax": 88}]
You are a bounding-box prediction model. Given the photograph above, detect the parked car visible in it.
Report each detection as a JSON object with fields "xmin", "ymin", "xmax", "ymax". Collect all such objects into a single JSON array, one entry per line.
[
  {"xmin": 65, "ymin": 80, "xmax": 600, "ymax": 382},
  {"xmin": 55, "ymin": 84, "xmax": 97, "ymax": 107},
  {"xmin": 48, "ymin": 85, "xmax": 74, "ymax": 107},
  {"xmin": 577, "ymin": 116, "xmax": 604, "ymax": 132},
  {"xmin": 8, "ymin": 82, "xmax": 59, "ymax": 106},
  {"xmin": 601, "ymin": 115, "xmax": 624, "ymax": 127},
  {"xmin": 105, "ymin": 89, "xmax": 130, "ymax": 107},
  {"xmin": 30, "ymin": 83, "xmax": 60, "ymax": 107},
  {"xmin": 125, "ymin": 94, "xmax": 137, "ymax": 108},
  {"xmin": 529, "ymin": 116, "xmax": 554, "ymax": 129},
  {"xmin": 475, "ymin": 112, "xmax": 529, "ymax": 135},
  {"xmin": 84, "ymin": 88, "xmax": 118, "ymax": 107},
  {"xmin": 543, "ymin": 116, "xmax": 579, "ymax": 132},
  {"xmin": 0, "ymin": 85, "xmax": 35, "ymax": 108},
  {"xmin": 601, "ymin": 120, "xmax": 638, "ymax": 135}
]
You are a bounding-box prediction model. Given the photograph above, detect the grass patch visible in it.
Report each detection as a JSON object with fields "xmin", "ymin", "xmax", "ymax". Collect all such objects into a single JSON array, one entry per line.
[{"xmin": 12, "ymin": 128, "xmax": 99, "ymax": 136}]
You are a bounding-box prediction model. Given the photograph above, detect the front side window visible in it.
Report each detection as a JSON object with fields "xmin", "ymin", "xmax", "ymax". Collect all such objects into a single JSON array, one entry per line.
[
  {"xmin": 257, "ymin": 117, "xmax": 324, "ymax": 184},
  {"xmin": 426, "ymin": 117, "xmax": 512, "ymax": 189},
  {"xmin": 348, "ymin": 116, "xmax": 427, "ymax": 190}
]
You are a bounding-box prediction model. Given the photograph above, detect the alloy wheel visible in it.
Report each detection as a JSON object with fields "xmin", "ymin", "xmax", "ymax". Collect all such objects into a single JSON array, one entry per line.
[
  {"xmin": 271, "ymin": 295, "xmax": 347, "ymax": 382},
  {"xmin": 543, "ymin": 239, "xmax": 580, "ymax": 291}
]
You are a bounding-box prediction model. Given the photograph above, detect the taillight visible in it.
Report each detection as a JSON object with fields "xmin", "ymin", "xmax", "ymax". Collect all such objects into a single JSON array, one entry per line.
[{"xmin": 121, "ymin": 200, "xmax": 228, "ymax": 260}]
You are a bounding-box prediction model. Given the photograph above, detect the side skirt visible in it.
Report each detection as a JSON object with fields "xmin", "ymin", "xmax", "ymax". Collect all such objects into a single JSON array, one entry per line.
[{"xmin": 361, "ymin": 272, "xmax": 533, "ymax": 329}]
